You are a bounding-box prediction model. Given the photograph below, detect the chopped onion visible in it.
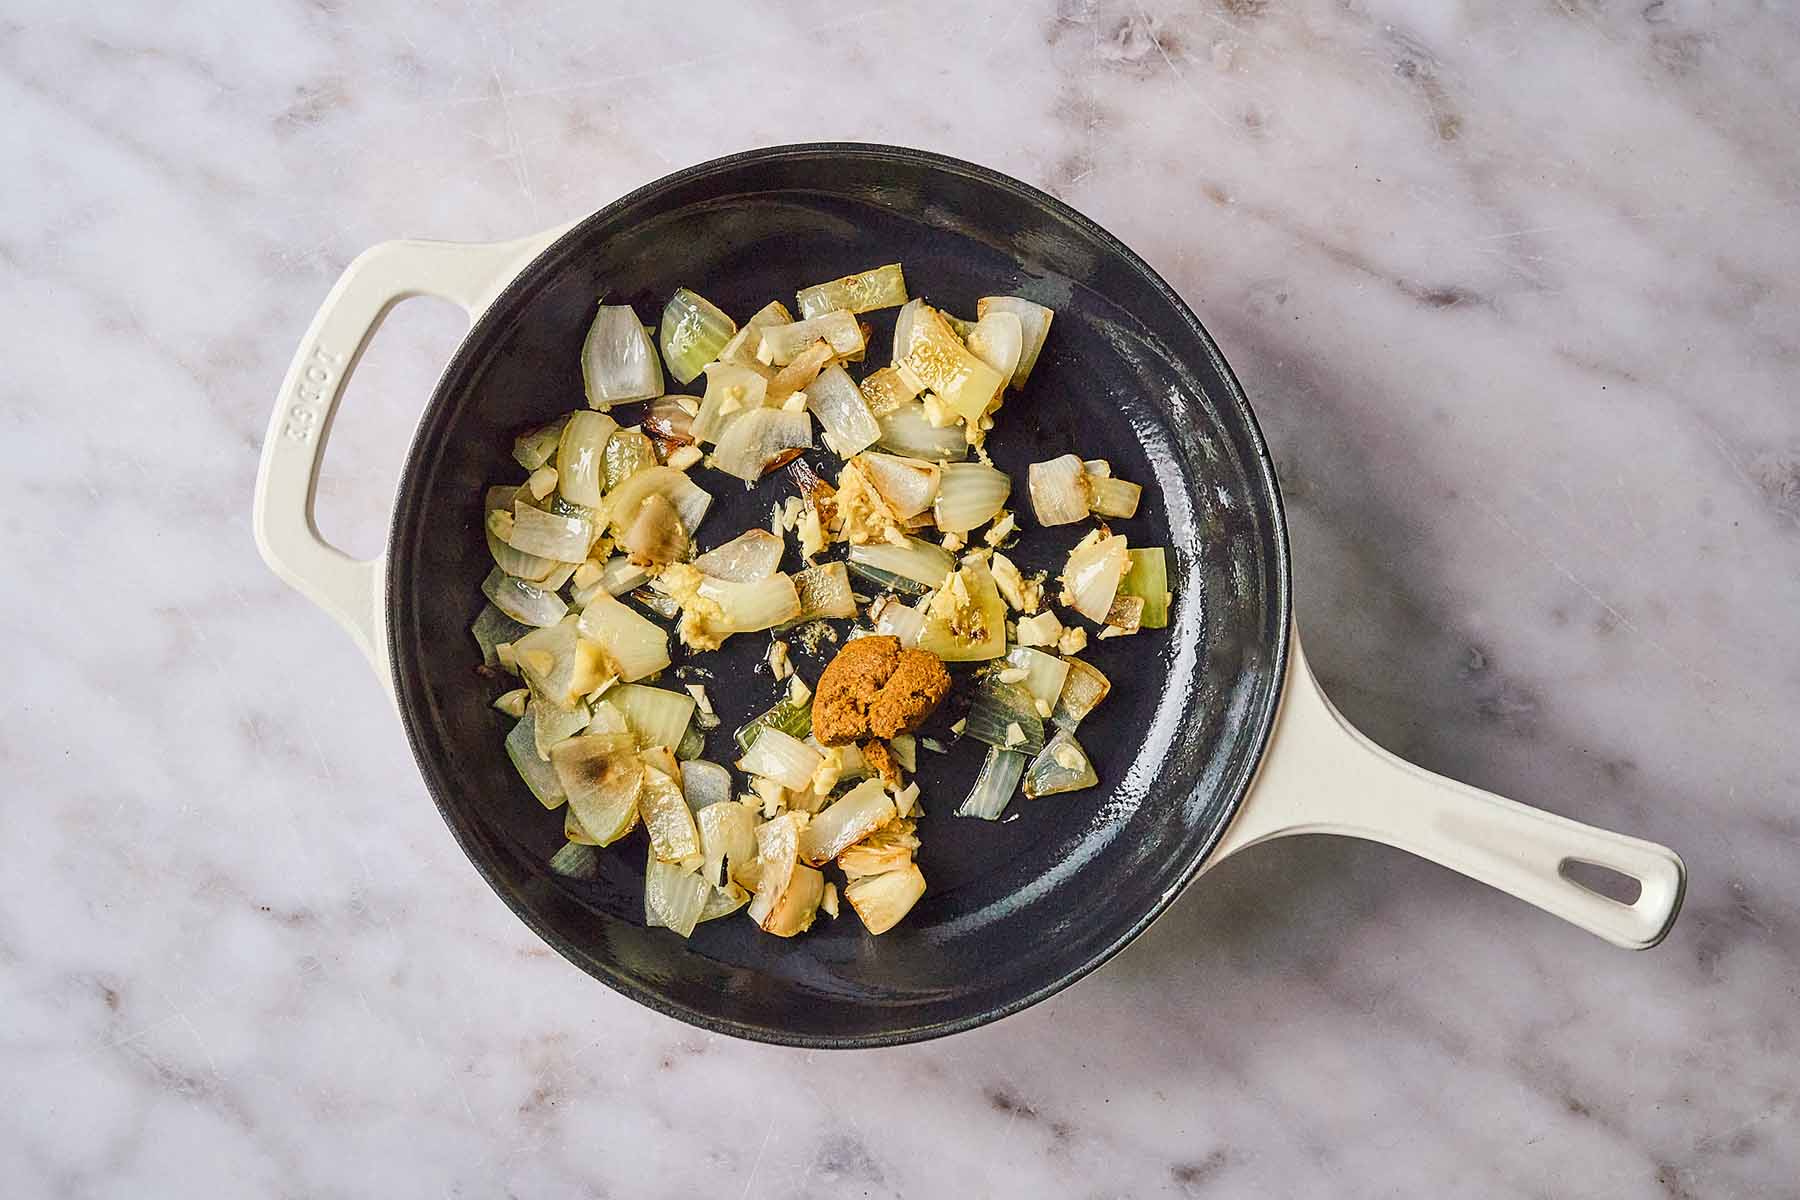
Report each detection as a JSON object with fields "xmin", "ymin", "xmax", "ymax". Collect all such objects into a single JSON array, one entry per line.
[
  {"xmin": 676, "ymin": 723, "xmax": 705, "ymax": 760},
  {"xmin": 746, "ymin": 813, "xmax": 803, "ymax": 928},
  {"xmin": 1088, "ymin": 474, "xmax": 1142, "ymax": 519},
  {"xmin": 639, "ymin": 758, "xmax": 702, "ymax": 865},
  {"xmin": 514, "ymin": 617, "xmax": 603, "ymax": 708},
  {"xmin": 563, "ymin": 806, "xmax": 598, "ymax": 845},
  {"xmin": 587, "ymin": 699, "xmax": 630, "ymax": 736},
  {"xmin": 622, "ymin": 491, "xmax": 688, "ymax": 565},
  {"xmin": 472, "ymin": 603, "xmax": 530, "ymax": 668},
  {"xmin": 506, "ymin": 501, "xmax": 592, "ymax": 562},
  {"xmin": 806, "ymin": 364, "xmax": 881, "ymax": 457},
  {"xmin": 735, "ymin": 696, "xmax": 813, "ymax": 753},
  {"xmin": 605, "ymin": 465, "xmax": 711, "ymax": 539},
  {"xmin": 1005, "ymin": 646, "xmax": 1071, "ymax": 711},
  {"xmin": 513, "ymin": 416, "xmax": 568, "ymax": 471},
  {"xmin": 694, "ymin": 363, "xmax": 769, "ymax": 445},
  {"xmin": 956, "ymin": 745, "xmax": 1028, "ymax": 820},
  {"xmin": 1121, "ymin": 547, "xmax": 1171, "ymax": 629},
  {"xmin": 699, "ymin": 881, "xmax": 751, "ymax": 922},
  {"xmin": 1103, "ymin": 593, "xmax": 1145, "ymax": 635},
  {"xmin": 556, "ymin": 411, "xmax": 617, "ymax": 506},
  {"xmin": 789, "ymin": 562, "xmax": 855, "ymax": 622},
  {"xmin": 941, "ymin": 311, "xmax": 976, "ymax": 339},
  {"xmin": 839, "ymin": 823, "xmax": 920, "ymax": 878},
  {"xmin": 660, "ymin": 287, "xmax": 736, "ymax": 385},
  {"xmin": 916, "ymin": 558, "xmax": 1008, "ymax": 661},
  {"xmin": 859, "ymin": 365, "xmax": 920, "ymax": 417},
  {"xmin": 758, "ymin": 310, "xmax": 864, "ymax": 364},
  {"xmin": 642, "ymin": 395, "xmax": 696, "ymax": 448},
  {"xmin": 900, "ymin": 306, "xmax": 1005, "ymax": 425},
  {"xmin": 643, "ymin": 852, "xmax": 712, "ymax": 937},
  {"xmin": 765, "ymin": 339, "xmax": 836, "ymax": 404},
  {"xmin": 680, "ymin": 759, "xmax": 733, "ymax": 812},
  {"xmin": 482, "ymin": 566, "xmax": 567, "ymax": 628},
  {"xmin": 965, "ymin": 310, "xmax": 1023, "ymax": 386},
  {"xmin": 876, "ymin": 402, "xmax": 970, "ymax": 460},
  {"xmin": 506, "ymin": 714, "xmax": 566, "ymax": 808},
  {"xmin": 1061, "ymin": 531, "xmax": 1130, "ymax": 623},
  {"xmin": 603, "ymin": 427, "xmax": 657, "ymax": 490},
  {"xmin": 871, "ymin": 595, "xmax": 927, "ymax": 646},
  {"xmin": 550, "ymin": 732, "xmax": 643, "ymax": 844},
  {"xmin": 548, "ymin": 840, "xmax": 599, "ymax": 879},
  {"xmin": 1024, "ymin": 728, "xmax": 1098, "ymax": 797},
  {"xmin": 977, "ymin": 296, "xmax": 1054, "ymax": 388},
  {"xmin": 855, "ymin": 452, "xmax": 940, "ymax": 519},
  {"xmin": 1028, "ymin": 454, "xmax": 1091, "ymax": 526},
  {"xmin": 848, "ymin": 537, "xmax": 953, "ymax": 589},
  {"xmin": 739, "ymin": 727, "xmax": 823, "ymax": 792},
  {"xmin": 533, "ymin": 698, "xmax": 592, "ymax": 761},
  {"xmin": 844, "ymin": 863, "xmax": 926, "ymax": 933},
  {"xmin": 711, "ymin": 408, "xmax": 813, "ymax": 483},
  {"xmin": 1052, "ymin": 656, "xmax": 1112, "ymax": 729},
  {"xmin": 583, "ymin": 304, "xmax": 663, "ymax": 407},
  {"xmin": 797, "ymin": 779, "xmax": 896, "ymax": 866},
  {"xmin": 891, "ymin": 297, "xmax": 922, "ymax": 362},
  {"xmin": 933, "ymin": 462, "xmax": 1012, "ymax": 533},
  {"xmin": 796, "ymin": 264, "xmax": 908, "ymax": 318},
  {"xmin": 609, "ymin": 683, "xmax": 696, "ymax": 751},
  {"xmin": 695, "ymin": 529, "xmax": 785, "ymax": 581},
  {"xmin": 847, "ymin": 560, "xmax": 929, "ymax": 599},
  {"xmin": 697, "ymin": 573, "xmax": 802, "ymax": 635},
  {"xmin": 761, "ymin": 862, "xmax": 825, "ymax": 937},
  {"xmin": 576, "ymin": 590, "xmax": 670, "ymax": 681},
  {"xmin": 965, "ymin": 676, "xmax": 1045, "ymax": 755},
  {"xmin": 485, "ymin": 486, "xmax": 560, "ymax": 582},
  {"xmin": 697, "ymin": 801, "xmax": 757, "ymax": 887}
]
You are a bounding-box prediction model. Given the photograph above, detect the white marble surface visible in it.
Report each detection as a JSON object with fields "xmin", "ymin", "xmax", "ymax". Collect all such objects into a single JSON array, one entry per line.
[{"xmin": 6, "ymin": 0, "xmax": 1798, "ymax": 1195}]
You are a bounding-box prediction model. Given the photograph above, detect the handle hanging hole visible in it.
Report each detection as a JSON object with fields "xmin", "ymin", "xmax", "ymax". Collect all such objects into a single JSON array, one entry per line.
[{"xmin": 1558, "ymin": 858, "xmax": 1643, "ymax": 905}]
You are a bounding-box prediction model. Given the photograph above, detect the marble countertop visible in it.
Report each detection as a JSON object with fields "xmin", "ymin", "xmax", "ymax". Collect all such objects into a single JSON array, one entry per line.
[{"xmin": 8, "ymin": 1, "xmax": 1798, "ymax": 1195}]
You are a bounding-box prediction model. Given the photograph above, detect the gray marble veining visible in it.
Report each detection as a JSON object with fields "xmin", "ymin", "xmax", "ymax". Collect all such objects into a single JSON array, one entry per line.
[{"xmin": 3, "ymin": 1, "xmax": 1797, "ymax": 1195}]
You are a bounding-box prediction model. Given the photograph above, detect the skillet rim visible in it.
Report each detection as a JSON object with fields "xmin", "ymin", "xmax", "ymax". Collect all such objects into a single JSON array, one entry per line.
[{"xmin": 385, "ymin": 142, "xmax": 1292, "ymax": 1047}]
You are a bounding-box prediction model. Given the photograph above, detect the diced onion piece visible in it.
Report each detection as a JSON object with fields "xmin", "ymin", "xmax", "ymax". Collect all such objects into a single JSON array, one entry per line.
[
  {"xmin": 609, "ymin": 683, "xmax": 696, "ymax": 751},
  {"xmin": 697, "ymin": 573, "xmax": 803, "ymax": 636},
  {"xmin": 746, "ymin": 813, "xmax": 803, "ymax": 927},
  {"xmin": 789, "ymin": 562, "xmax": 855, "ymax": 622},
  {"xmin": 1028, "ymin": 454, "xmax": 1091, "ymax": 526},
  {"xmin": 548, "ymin": 840, "xmax": 599, "ymax": 879},
  {"xmin": 639, "ymin": 759, "xmax": 702, "ymax": 864},
  {"xmin": 482, "ymin": 567, "xmax": 568, "ymax": 628},
  {"xmin": 875, "ymin": 402, "xmax": 970, "ymax": 460},
  {"xmin": 506, "ymin": 714, "xmax": 567, "ymax": 808},
  {"xmin": 699, "ymin": 881, "xmax": 751, "ymax": 922},
  {"xmin": 1103, "ymin": 593, "xmax": 1145, "ymax": 635},
  {"xmin": 1014, "ymin": 609, "xmax": 1064, "ymax": 648},
  {"xmin": 526, "ymin": 466, "xmax": 558, "ymax": 500},
  {"xmin": 847, "ymin": 560, "xmax": 929, "ymax": 599},
  {"xmin": 1052, "ymin": 656, "xmax": 1112, "ymax": 729},
  {"xmin": 485, "ymin": 486, "xmax": 559, "ymax": 582},
  {"xmin": 739, "ymin": 727, "xmax": 824, "ymax": 792},
  {"xmin": 676, "ymin": 723, "xmax": 705, "ymax": 761},
  {"xmin": 513, "ymin": 617, "xmax": 596, "ymax": 708},
  {"xmin": 854, "ymin": 452, "xmax": 940, "ymax": 519},
  {"xmin": 564, "ymin": 806, "xmax": 599, "ymax": 845},
  {"xmin": 576, "ymin": 590, "xmax": 670, "ymax": 681},
  {"xmin": 697, "ymin": 801, "xmax": 758, "ymax": 888},
  {"xmin": 977, "ymin": 296, "xmax": 1054, "ymax": 388},
  {"xmin": 659, "ymin": 287, "xmax": 736, "ymax": 385},
  {"xmin": 695, "ymin": 529, "xmax": 785, "ymax": 582},
  {"xmin": 507, "ymin": 501, "xmax": 592, "ymax": 562},
  {"xmin": 513, "ymin": 416, "xmax": 569, "ymax": 471},
  {"xmin": 844, "ymin": 863, "xmax": 926, "ymax": 934},
  {"xmin": 761, "ymin": 862, "xmax": 825, "ymax": 937},
  {"xmin": 806, "ymin": 365, "xmax": 881, "ymax": 457},
  {"xmin": 556, "ymin": 411, "xmax": 617, "ymax": 506},
  {"xmin": 941, "ymin": 311, "xmax": 976, "ymax": 339},
  {"xmin": 719, "ymin": 300, "xmax": 794, "ymax": 366},
  {"xmin": 796, "ymin": 263, "xmax": 908, "ymax": 318},
  {"xmin": 599, "ymin": 556, "xmax": 650, "ymax": 597},
  {"xmin": 956, "ymin": 745, "xmax": 1028, "ymax": 820},
  {"xmin": 605, "ymin": 465, "xmax": 711, "ymax": 540},
  {"xmin": 900, "ymin": 306, "xmax": 1005, "ymax": 425},
  {"xmin": 1005, "ymin": 646, "xmax": 1071, "ymax": 711},
  {"xmin": 583, "ymin": 304, "xmax": 663, "ymax": 407},
  {"xmin": 642, "ymin": 395, "xmax": 696, "ymax": 448},
  {"xmin": 643, "ymin": 851, "xmax": 712, "ymax": 937},
  {"xmin": 765, "ymin": 339, "xmax": 835, "ymax": 404},
  {"xmin": 933, "ymin": 462, "xmax": 1012, "ymax": 533},
  {"xmin": 587, "ymin": 699, "xmax": 630, "ymax": 736},
  {"xmin": 838, "ymin": 822, "xmax": 920, "ymax": 878},
  {"xmin": 890, "ymin": 733, "xmax": 917, "ymax": 772},
  {"xmin": 797, "ymin": 779, "xmax": 895, "ymax": 866},
  {"xmin": 1062, "ymin": 531, "xmax": 1130, "ymax": 623},
  {"xmin": 965, "ymin": 676, "xmax": 1045, "ymax": 755},
  {"xmin": 551, "ymin": 732, "xmax": 643, "ymax": 844},
  {"xmin": 758, "ymin": 310, "xmax": 864, "ymax": 364},
  {"xmin": 848, "ymin": 537, "xmax": 954, "ymax": 589},
  {"xmin": 1121, "ymin": 547, "xmax": 1171, "ymax": 629},
  {"xmin": 891, "ymin": 297, "xmax": 923, "ymax": 362},
  {"xmin": 602, "ymin": 427, "xmax": 657, "ymax": 490},
  {"xmin": 735, "ymin": 696, "xmax": 813, "ymax": 753},
  {"xmin": 680, "ymin": 759, "xmax": 733, "ymax": 812},
  {"xmin": 1024, "ymin": 728, "xmax": 1098, "ymax": 797},
  {"xmin": 871, "ymin": 595, "xmax": 928, "ymax": 647},
  {"xmin": 1088, "ymin": 474, "xmax": 1142, "ymax": 519},
  {"xmin": 964, "ymin": 311, "xmax": 1023, "ymax": 389},
  {"xmin": 472, "ymin": 603, "xmax": 530, "ymax": 668},
  {"xmin": 712, "ymin": 408, "xmax": 813, "ymax": 483},
  {"xmin": 860, "ymin": 365, "xmax": 920, "ymax": 417},
  {"xmin": 694, "ymin": 363, "xmax": 769, "ymax": 445},
  {"xmin": 622, "ymin": 491, "xmax": 688, "ymax": 566},
  {"xmin": 917, "ymin": 558, "xmax": 1008, "ymax": 661}
]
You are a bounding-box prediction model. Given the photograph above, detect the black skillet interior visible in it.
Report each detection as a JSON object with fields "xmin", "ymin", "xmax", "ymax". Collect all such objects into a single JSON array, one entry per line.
[{"xmin": 387, "ymin": 145, "xmax": 1289, "ymax": 1047}]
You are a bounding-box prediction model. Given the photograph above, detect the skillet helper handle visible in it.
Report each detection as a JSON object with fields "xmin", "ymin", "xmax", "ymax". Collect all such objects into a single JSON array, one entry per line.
[
  {"xmin": 252, "ymin": 233, "xmax": 559, "ymax": 683},
  {"xmin": 1212, "ymin": 632, "xmax": 1686, "ymax": 950}
]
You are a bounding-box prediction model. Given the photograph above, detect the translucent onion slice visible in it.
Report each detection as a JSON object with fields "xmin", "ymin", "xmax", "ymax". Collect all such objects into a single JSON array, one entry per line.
[
  {"xmin": 696, "ymin": 573, "xmax": 802, "ymax": 635},
  {"xmin": 485, "ymin": 486, "xmax": 559, "ymax": 582},
  {"xmin": 605, "ymin": 466, "xmax": 711, "ymax": 539},
  {"xmin": 899, "ymin": 306, "xmax": 1005, "ymax": 425},
  {"xmin": 680, "ymin": 760, "xmax": 733, "ymax": 812},
  {"xmin": 472, "ymin": 603, "xmax": 530, "ymax": 668},
  {"xmin": 712, "ymin": 408, "xmax": 813, "ymax": 483},
  {"xmin": 917, "ymin": 559, "xmax": 1008, "ymax": 661},
  {"xmin": 576, "ymin": 590, "xmax": 670, "ymax": 682},
  {"xmin": 548, "ymin": 840, "xmax": 599, "ymax": 879},
  {"xmin": 587, "ymin": 699, "xmax": 630, "ymax": 736},
  {"xmin": 659, "ymin": 287, "xmax": 736, "ymax": 385},
  {"xmin": 797, "ymin": 779, "xmax": 895, "ymax": 866},
  {"xmin": 871, "ymin": 595, "xmax": 928, "ymax": 647},
  {"xmin": 735, "ymin": 696, "xmax": 813, "ymax": 753},
  {"xmin": 694, "ymin": 363, "xmax": 769, "ymax": 445},
  {"xmin": 533, "ymin": 699, "xmax": 592, "ymax": 761},
  {"xmin": 1025, "ymin": 729, "xmax": 1098, "ymax": 797},
  {"xmin": 642, "ymin": 395, "xmax": 696, "ymax": 448},
  {"xmin": 891, "ymin": 298, "xmax": 922, "ymax": 362},
  {"xmin": 1004, "ymin": 646, "xmax": 1071, "ymax": 711},
  {"xmin": 965, "ymin": 676, "xmax": 1046, "ymax": 755},
  {"xmin": 844, "ymin": 863, "xmax": 926, "ymax": 933},
  {"xmin": 699, "ymin": 881, "xmax": 751, "ymax": 922},
  {"xmin": 583, "ymin": 304, "xmax": 663, "ymax": 408},
  {"xmin": 718, "ymin": 299, "xmax": 793, "ymax": 367},
  {"xmin": 977, "ymin": 296, "xmax": 1054, "ymax": 388},
  {"xmin": 806, "ymin": 365, "xmax": 881, "ymax": 458},
  {"xmin": 848, "ymin": 537, "xmax": 953, "ymax": 589},
  {"xmin": 556, "ymin": 411, "xmax": 617, "ymax": 506},
  {"xmin": 1088, "ymin": 474, "xmax": 1143, "ymax": 520},
  {"xmin": 765, "ymin": 339, "xmax": 836, "ymax": 405},
  {"xmin": 965, "ymin": 310, "xmax": 1023, "ymax": 387},
  {"xmin": 1028, "ymin": 455, "xmax": 1091, "ymax": 526},
  {"xmin": 746, "ymin": 813, "xmax": 803, "ymax": 928},
  {"xmin": 859, "ymin": 365, "xmax": 920, "ymax": 417},
  {"xmin": 513, "ymin": 416, "xmax": 569, "ymax": 471},
  {"xmin": 600, "ymin": 555, "xmax": 652, "ymax": 596},
  {"xmin": 789, "ymin": 562, "xmax": 856, "ymax": 622},
  {"xmin": 550, "ymin": 732, "xmax": 643, "ymax": 845},
  {"xmin": 1104, "ymin": 593, "xmax": 1145, "ymax": 635},
  {"xmin": 761, "ymin": 862, "xmax": 825, "ymax": 937},
  {"xmin": 796, "ymin": 264, "xmax": 908, "ymax": 318},
  {"xmin": 694, "ymin": 529, "xmax": 784, "ymax": 582},
  {"xmin": 933, "ymin": 462, "xmax": 1012, "ymax": 533},
  {"xmin": 610, "ymin": 683, "xmax": 697, "ymax": 751},
  {"xmin": 875, "ymin": 402, "xmax": 970, "ymax": 460},
  {"xmin": 603, "ymin": 427, "xmax": 657, "ymax": 490},
  {"xmin": 1052, "ymin": 657, "xmax": 1112, "ymax": 729},
  {"xmin": 698, "ymin": 801, "xmax": 758, "ymax": 887},
  {"xmin": 955, "ymin": 745, "xmax": 1028, "ymax": 820},
  {"xmin": 1062, "ymin": 532, "xmax": 1130, "ymax": 623},
  {"xmin": 846, "ymin": 560, "xmax": 929, "ymax": 599},
  {"xmin": 838, "ymin": 822, "xmax": 920, "ymax": 878},
  {"xmin": 505, "ymin": 714, "xmax": 567, "ymax": 808},
  {"xmin": 507, "ymin": 501, "xmax": 592, "ymax": 562},
  {"xmin": 758, "ymin": 310, "xmax": 864, "ymax": 364},
  {"xmin": 482, "ymin": 567, "xmax": 568, "ymax": 628},
  {"xmin": 676, "ymin": 723, "xmax": 705, "ymax": 761},
  {"xmin": 1120, "ymin": 547, "xmax": 1171, "ymax": 629},
  {"xmin": 639, "ymin": 759, "xmax": 702, "ymax": 865},
  {"xmin": 855, "ymin": 452, "xmax": 940, "ymax": 519},
  {"xmin": 643, "ymin": 852, "xmax": 712, "ymax": 937},
  {"xmin": 621, "ymin": 491, "xmax": 688, "ymax": 566},
  {"xmin": 738, "ymin": 727, "xmax": 823, "ymax": 792}
]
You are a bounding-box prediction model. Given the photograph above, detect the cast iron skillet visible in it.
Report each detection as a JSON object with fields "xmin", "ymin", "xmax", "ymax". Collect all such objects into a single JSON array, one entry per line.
[{"xmin": 387, "ymin": 145, "xmax": 1287, "ymax": 1046}]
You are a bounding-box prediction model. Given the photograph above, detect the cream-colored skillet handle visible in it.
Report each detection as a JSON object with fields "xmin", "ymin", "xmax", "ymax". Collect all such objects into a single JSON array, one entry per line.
[
  {"xmin": 252, "ymin": 227, "xmax": 573, "ymax": 690},
  {"xmin": 1207, "ymin": 630, "xmax": 1687, "ymax": 949}
]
